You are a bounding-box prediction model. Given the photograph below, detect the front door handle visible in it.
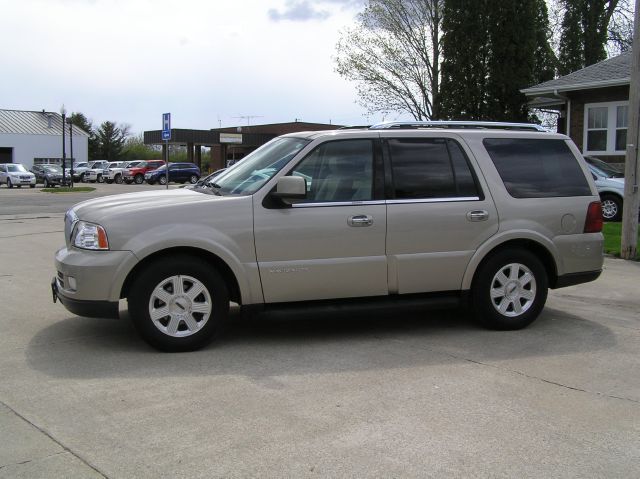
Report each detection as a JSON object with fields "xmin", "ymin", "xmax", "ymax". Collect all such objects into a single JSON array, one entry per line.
[
  {"xmin": 467, "ymin": 210, "xmax": 489, "ymax": 222},
  {"xmin": 348, "ymin": 215, "xmax": 373, "ymax": 227}
]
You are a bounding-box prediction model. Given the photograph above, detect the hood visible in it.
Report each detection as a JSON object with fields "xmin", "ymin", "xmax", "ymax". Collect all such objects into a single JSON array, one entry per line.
[
  {"xmin": 597, "ymin": 177, "xmax": 625, "ymax": 190},
  {"xmin": 72, "ymin": 188, "xmax": 233, "ymax": 224},
  {"xmin": 9, "ymin": 171, "xmax": 35, "ymax": 177}
]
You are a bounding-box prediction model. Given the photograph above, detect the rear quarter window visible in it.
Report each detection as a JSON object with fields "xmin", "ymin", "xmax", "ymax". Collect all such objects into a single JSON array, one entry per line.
[{"xmin": 483, "ymin": 138, "xmax": 591, "ymax": 198}]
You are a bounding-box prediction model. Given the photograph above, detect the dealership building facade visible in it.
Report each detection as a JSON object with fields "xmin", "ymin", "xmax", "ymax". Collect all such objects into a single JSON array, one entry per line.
[{"xmin": 144, "ymin": 121, "xmax": 340, "ymax": 171}]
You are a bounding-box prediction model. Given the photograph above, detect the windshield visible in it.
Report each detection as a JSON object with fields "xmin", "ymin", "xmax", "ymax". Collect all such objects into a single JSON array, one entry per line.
[
  {"xmin": 7, "ymin": 164, "xmax": 28, "ymax": 173},
  {"xmin": 586, "ymin": 157, "xmax": 624, "ymax": 178},
  {"xmin": 44, "ymin": 165, "xmax": 62, "ymax": 173},
  {"xmin": 211, "ymin": 137, "xmax": 310, "ymax": 195}
]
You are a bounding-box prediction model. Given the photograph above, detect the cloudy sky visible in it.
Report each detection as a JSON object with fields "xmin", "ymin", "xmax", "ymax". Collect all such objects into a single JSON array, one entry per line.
[{"xmin": 1, "ymin": 0, "xmax": 374, "ymax": 134}]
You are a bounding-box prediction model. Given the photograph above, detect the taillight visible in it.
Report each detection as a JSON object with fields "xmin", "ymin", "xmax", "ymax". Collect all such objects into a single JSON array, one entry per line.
[{"xmin": 584, "ymin": 201, "xmax": 603, "ymax": 233}]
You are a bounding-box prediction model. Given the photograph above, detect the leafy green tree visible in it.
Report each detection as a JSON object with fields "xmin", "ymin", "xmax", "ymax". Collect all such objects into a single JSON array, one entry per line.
[
  {"xmin": 440, "ymin": 0, "xmax": 554, "ymax": 121},
  {"xmin": 121, "ymin": 134, "xmax": 161, "ymax": 162},
  {"xmin": 96, "ymin": 121, "xmax": 128, "ymax": 161},
  {"xmin": 335, "ymin": 0, "xmax": 444, "ymax": 120}
]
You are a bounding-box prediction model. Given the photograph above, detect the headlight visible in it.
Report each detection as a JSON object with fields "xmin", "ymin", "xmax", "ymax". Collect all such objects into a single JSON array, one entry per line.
[{"xmin": 72, "ymin": 221, "xmax": 109, "ymax": 250}]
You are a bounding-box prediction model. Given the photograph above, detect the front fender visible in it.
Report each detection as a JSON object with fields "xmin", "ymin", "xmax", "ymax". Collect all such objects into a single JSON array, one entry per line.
[{"xmin": 118, "ymin": 223, "xmax": 262, "ymax": 305}]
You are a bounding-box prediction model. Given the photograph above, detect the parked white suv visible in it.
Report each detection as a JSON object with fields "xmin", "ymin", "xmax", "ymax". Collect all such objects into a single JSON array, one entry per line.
[
  {"xmin": 52, "ymin": 122, "xmax": 604, "ymax": 351},
  {"xmin": 104, "ymin": 161, "xmax": 143, "ymax": 184}
]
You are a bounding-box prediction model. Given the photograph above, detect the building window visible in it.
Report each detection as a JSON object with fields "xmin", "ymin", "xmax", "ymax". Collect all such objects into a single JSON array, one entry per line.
[{"xmin": 583, "ymin": 101, "xmax": 628, "ymax": 155}]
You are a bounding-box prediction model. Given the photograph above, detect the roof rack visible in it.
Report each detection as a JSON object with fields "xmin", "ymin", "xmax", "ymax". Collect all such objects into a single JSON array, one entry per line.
[{"xmin": 369, "ymin": 121, "xmax": 548, "ymax": 132}]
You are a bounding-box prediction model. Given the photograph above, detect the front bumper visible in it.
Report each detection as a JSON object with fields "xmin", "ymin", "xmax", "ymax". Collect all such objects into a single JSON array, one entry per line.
[
  {"xmin": 54, "ymin": 246, "xmax": 138, "ymax": 317},
  {"xmin": 52, "ymin": 277, "xmax": 119, "ymax": 318}
]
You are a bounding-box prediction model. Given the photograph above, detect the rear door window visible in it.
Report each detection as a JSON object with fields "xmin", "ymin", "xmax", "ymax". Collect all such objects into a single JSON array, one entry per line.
[
  {"xmin": 483, "ymin": 138, "xmax": 591, "ymax": 198},
  {"xmin": 387, "ymin": 138, "xmax": 480, "ymax": 199}
]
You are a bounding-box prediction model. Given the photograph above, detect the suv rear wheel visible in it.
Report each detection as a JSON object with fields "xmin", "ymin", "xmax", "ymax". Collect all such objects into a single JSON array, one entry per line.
[
  {"xmin": 128, "ymin": 256, "xmax": 229, "ymax": 351},
  {"xmin": 472, "ymin": 248, "xmax": 548, "ymax": 330},
  {"xmin": 115, "ymin": 173, "xmax": 123, "ymax": 184},
  {"xmin": 134, "ymin": 174, "xmax": 144, "ymax": 184}
]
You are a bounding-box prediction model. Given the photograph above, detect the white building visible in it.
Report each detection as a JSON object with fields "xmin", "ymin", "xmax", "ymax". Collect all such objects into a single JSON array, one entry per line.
[{"xmin": 0, "ymin": 109, "xmax": 89, "ymax": 169}]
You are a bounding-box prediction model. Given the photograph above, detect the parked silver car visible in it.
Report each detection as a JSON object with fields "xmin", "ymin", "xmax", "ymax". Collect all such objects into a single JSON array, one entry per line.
[
  {"xmin": 0, "ymin": 163, "xmax": 36, "ymax": 188},
  {"xmin": 53, "ymin": 122, "xmax": 604, "ymax": 352},
  {"xmin": 584, "ymin": 156, "xmax": 626, "ymax": 221}
]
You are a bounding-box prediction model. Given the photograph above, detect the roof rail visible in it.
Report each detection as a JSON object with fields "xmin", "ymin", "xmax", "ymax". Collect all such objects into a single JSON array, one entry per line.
[{"xmin": 369, "ymin": 121, "xmax": 548, "ymax": 132}]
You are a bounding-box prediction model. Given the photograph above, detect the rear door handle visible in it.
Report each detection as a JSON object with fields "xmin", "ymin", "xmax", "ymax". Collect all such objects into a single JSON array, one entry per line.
[
  {"xmin": 467, "ymin": 210, "xmax": 489, "ymax": 222},
  {"xmin": 348, "ymin": 215, "xmax": 373, "ymax": 227}
]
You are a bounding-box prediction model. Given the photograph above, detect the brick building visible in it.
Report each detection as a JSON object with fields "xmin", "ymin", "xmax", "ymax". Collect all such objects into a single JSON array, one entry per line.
[{"xmin": 522, "ymin": 52, "xmax": 631, "ymax": 165}]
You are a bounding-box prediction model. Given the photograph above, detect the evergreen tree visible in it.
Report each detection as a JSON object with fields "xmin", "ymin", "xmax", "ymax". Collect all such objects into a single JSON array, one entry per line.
[
  {"xmin": 440, "ymin": 0, "xmax": 553, "ymax": 121},
  {"xmin": 96, "ymin": 121, "xmax": 127, "ymax": 161},
  {"xmin": 558, "ymin": 0, "xmax": 621, "ymax": 74},
  {"xmin": 439, "ymin": 0, "xmax": 489, "ymax": 120}
]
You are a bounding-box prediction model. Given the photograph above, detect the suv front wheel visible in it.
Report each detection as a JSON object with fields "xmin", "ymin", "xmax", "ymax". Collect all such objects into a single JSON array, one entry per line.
[
  {"xmin": 128, "ymin": 256, "xmax": 229, "ymax": 351},
  {"xmin": 472, "ymin": 248, "xmax": 548, "ymax": 330}
]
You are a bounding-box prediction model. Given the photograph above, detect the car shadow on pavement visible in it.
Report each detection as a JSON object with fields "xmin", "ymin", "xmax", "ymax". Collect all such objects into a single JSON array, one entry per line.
[{"xmin": 25, "ymin": 304, "xmax": 617, "ymax": 381}]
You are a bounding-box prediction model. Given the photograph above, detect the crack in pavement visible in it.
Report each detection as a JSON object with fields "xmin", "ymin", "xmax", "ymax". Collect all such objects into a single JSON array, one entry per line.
[
  {"xmin": 0, "ymin": 451, "xmax": 67, "ymax": 470},
  {"xmin": 0, "ymin": 398, "xmax": 109, "ymax": 478},
  {"xmin": 0, "ymin": 230, "xmax": 64, "ymax": 239},
  {"xmin": 391, "ymin": 339, "xmax": 640, "ymax": 405}
]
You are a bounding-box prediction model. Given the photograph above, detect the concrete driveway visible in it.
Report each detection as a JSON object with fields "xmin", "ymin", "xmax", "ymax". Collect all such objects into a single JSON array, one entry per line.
[{"xmin": 0, "ymin": 189, "xmax": 638, "ymax": 478}]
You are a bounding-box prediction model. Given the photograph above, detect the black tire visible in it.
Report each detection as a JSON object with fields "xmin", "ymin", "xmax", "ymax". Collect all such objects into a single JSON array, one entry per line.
[
  {"xmin": 124, "ymin": 179, "xmax": 133, "ymax": 184},
  {"xmin": 601, "ymin": 194, "xmax": 622, "ymax": 222},
  {"xmin": 29, "ymin": 184, "xmax": 35, "ymax": 188},
  {"xmin": 105, "ymin": 179, "xmax": 113, "ymax": 184},
  {"xmin": 127, "ymin": 256, "xmax": 229, "ymax": 352},
  {"xmin": 147, "ymin": 180, "xmax": 155, "ymax": 185},
  {"xmin": 115, "ymin": 174, "xmax": 123, "ymax": 184},
  {"xmin": 159, "ymin": 176, "xmax": 167, "ymax": 185},
  {"xmin": 472, "ymin": 248, "xmax": 548, "ymax": 330},
  {"xmin": 7, "ymin": 178, "xmax": 12, "ymax": 188},
  {"xmin": 134, "ymin": 174, "xmax": 144, "ymax": 184},
  {"xmin": 43, "ymin": 178, "xmax": 50, "ymax": 188},
  {"xmin": 189, "ymin": 175, "xmax": 199, "ymax": 184}
]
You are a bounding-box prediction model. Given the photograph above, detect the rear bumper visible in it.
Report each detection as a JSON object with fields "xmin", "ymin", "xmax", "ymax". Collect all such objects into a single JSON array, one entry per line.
[
  {"xmin": 52, "ymin": 277, "xmax": 119, "ymax": 318},
  {"xmin": 552, "ymin": 270, "xmax": 602, "ymax": 289}
]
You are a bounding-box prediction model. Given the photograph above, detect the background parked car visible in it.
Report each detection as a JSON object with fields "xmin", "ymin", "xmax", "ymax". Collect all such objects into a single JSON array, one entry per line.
[
  {"xmin": 31, "ymin": 164, "xmax": 69, "ymax": 188},
  {"xmin": 84, "ymin": 161, "xmax": 112, "ymax": 183},
  {"xmin": 145, "ymin": 162, "xmax": 201, "ymax": 185},
  {"xmin": 181, "ymin": 168, "xmax": 227, "ymax": 189},
  {"xmin": 123, "ymin": 160, "xmax": 165, "ymax": 184},
  {"xmin": 104, "ymin": 161, "xmax": 143, "ymax": 184},
  {"xmin": 0, "ymin": 163, "xmax": 36, "ymax": 188},
  {"xmin": 584, "ymin": 156, "xmax": 626, "ymax": 221},
  {"xmin": 72, "ymin": 162, "xmax": 90, "ymax": 182}
]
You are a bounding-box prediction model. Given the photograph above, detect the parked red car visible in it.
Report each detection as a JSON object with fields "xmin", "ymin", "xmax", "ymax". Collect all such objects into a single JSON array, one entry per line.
[{"xmin": 122, "ymin": 160, "xmax": 165, "ymax": 184}]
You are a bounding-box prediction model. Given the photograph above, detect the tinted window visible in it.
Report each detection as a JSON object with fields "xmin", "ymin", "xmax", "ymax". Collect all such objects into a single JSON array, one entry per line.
[
  {"xmin": 388, "ymin": 138, "xmax": 479, "ymax": 199},
  {"xmin": 290, "ymin": 139, "xmax": 374, "ymax": 203},
  {"xmin": 483, "ymin": 138, "xmax": 591, "ymax": 198}
]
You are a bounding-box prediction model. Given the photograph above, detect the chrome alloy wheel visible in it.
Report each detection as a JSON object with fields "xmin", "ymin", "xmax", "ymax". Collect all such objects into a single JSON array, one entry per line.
[
  {"xmin": 490, "ymin": 263, "xmax": 536, "ymax": 317},
  {"xmin": 601, "ymin": 198, "xmax": 618, "ymax": 220},
  {"xmin": 148, "ymin": 275, "xmax": 212, "ymax": 337}
]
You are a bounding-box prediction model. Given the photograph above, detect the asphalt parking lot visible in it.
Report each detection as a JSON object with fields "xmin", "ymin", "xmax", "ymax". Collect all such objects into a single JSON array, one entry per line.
[{"xmin": 1, "ymin": 184, "xmax": 639, "ymax": 478}]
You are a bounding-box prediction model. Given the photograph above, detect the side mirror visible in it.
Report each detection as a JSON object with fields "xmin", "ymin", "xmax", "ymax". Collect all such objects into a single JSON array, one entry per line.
[{"xmin": 271, "ymin": 175, "xmax": 307, "ymax": 200}]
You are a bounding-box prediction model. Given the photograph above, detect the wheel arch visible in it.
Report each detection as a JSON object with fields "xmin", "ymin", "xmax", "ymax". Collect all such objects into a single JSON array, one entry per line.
[
  {"xmin": 464, "ymin": 236, "xmax": 559, "ymax": 291},
  {"xmin": 120, "ymin": 246, "xmax": 242, "ymax": 305}
]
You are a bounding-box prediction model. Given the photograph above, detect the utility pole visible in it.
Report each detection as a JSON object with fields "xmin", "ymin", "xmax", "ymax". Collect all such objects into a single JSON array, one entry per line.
[
  {"xmin": 621, "ymin": 0, "xmax": 640, "ymax": 259},
  {"xmin": 60, "ymin": 106, "xmax": 66, "ymax": 186}
]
